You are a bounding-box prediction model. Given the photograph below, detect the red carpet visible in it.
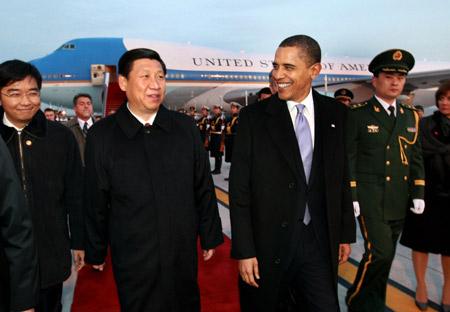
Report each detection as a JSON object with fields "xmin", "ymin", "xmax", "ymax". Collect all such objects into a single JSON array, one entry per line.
[{"xmin": 72, "ymin": 236, "xmax": 239, "ymax": 311}]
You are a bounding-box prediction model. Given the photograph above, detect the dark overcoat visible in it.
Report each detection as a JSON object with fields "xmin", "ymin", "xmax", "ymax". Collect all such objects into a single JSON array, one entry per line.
[
  {"xmin": 0, "ymin": 108, "xmax": 84, "ymax": 289},
  {"xmin": 84, "ymin": 104, "xmax": 223, "ymax": 311},
  {"xmin": 0, "ymin": 137, "xmax": 38, "ymax": 311},
  {"xmin": 229, "ymin": 91, "xmax": 355, "ymax": 311}
]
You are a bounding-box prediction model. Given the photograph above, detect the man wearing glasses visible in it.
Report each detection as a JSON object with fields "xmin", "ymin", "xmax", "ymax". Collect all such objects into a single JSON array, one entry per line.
[{"xmin": 0, "ymin": 60, "xmax": 84, "ymax": 311}]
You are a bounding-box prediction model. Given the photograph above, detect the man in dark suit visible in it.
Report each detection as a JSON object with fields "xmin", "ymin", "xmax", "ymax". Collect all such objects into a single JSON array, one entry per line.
[
  {"xmin": 229, "ymin": 35, "xmax": 356, "ymax": 311},
  {"xmin": 84, "ymin": 48, "xmax": 223, "ymax": 311},
  {"xmin": 65, "ymin": 93, "xmax": 95, "ymax": 165}
]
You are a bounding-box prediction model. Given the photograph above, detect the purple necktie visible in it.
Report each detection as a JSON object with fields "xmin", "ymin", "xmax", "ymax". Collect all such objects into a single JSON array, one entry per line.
[{"xmin": 295, "ymin": 104, "xmax": 312, "ymax": 225}]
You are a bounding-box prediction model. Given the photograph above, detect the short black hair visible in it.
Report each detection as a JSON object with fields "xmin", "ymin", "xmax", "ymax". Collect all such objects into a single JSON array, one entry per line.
[
  {"xmin": 118, "ymin": 48, "xmax": 167, "ymax": 78},
  {"xmin": 279, "ymin": 35, "xmax": 321, "ymax": 66},
  {"xmin": 435, "ymin": 81, "xmax": 450, "ymax": 107},
  {"xmin": 44, "ymin": 108, "xmax": 55, "ymax": 113},
  {"xmin": 0, "ymin": 59, "xmax": 42, "ymax": 90},
  {"xmin": 73, "ymin": 93, "xmax": 92, "ymax": 106}
]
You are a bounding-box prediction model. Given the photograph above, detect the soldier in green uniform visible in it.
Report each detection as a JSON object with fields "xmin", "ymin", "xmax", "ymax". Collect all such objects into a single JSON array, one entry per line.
[
  {"xmin": 196, "ymin": 105, "xmax": 210, "ymax": 149},
  {"xmin": 345, "ymin": 49, "xmax": 425, "ymax": 312},
  {"xmin": 209, "ymin": 104, "xmax": 225, "ymax": 174}
]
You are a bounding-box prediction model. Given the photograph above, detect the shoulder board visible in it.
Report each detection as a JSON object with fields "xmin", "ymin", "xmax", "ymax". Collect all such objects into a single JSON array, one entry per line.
[
  {"xmin": 399, "ymin": 102, "xmax": 416, "ymax": 110},
  {"xmin": 349, "ymin": 102, "xmax": 368, "ymax": 110}
]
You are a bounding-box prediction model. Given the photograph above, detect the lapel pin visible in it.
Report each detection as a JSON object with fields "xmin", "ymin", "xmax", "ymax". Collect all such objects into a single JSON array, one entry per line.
[
  {"xmin": 400, "ymin": 107, "xmax": 404, "ymax": 114},
  {"xmin": 25, "ymin": 140, "xmax": 32, "ymax": 146},
  {"xmin": 374, "ymin": 106, "xmax": 381, "ymax": 113},
  {"xmin": 331, "ymin": 124, "xmax": 336, "ymax": 128}
]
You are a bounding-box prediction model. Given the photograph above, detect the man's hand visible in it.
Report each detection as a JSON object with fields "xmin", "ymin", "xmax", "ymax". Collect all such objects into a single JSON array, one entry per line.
[
  {"xmin": 353, "ymin": 201, "xmax": 360, "ymax": 217},
  {"xmin": 92, "ymin": 263, "xmax": 105, "ymax": 271},
  {"xmin": 339, "ymin": 244, "xmax": 351, "ymax": 264},
  {"xmin": 238, "ymin": 257, "xmax": 260, "ymax": 288},
  {"xmin": 72, "ymin": 250, "xmax": 85, "ymax": 271},
  {"xmin": 410, "ymin": 199, "xmax": 425, "ymax": 214},
  {"xmin": 203, "ymin": 249, "xmax": 215, "ymax": 261}
]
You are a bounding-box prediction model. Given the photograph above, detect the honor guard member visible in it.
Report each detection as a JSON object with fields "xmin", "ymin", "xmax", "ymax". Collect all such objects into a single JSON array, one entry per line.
[
  {"xmin": 224, "ymin": 102, "xmax": 241, "ymax": 180},
  {"xmin": 210, "ymin": 104, "xmax": 224, "ymax": 174},
  {"xmin": 334, "ymin": 88, "xmax": 354, "ymax": 107},
  {"xmin": 196, "ymin": 106, "xmax": 210, "ymax": 149},
  {"xmin": 346, "ymin": 49, "xmax": 425, "ymax": 312}
]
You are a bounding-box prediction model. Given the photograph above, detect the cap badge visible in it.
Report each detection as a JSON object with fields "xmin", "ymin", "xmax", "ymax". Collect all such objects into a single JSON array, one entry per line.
[{"xmin": 393, "ymin": 50, "xmax": 403, "ymax": 61}]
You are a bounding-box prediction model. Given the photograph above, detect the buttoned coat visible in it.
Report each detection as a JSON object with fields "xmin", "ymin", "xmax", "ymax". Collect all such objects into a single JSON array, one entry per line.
[
  {"xmin": 346, "ymin": 97, "xmax": 425, "ymax": 221},
  {"xmin": 0, "ymin": 108, "xmax": 84, "ymax": 289},
  {"xmin": 229, "ymin": 91, "xmax": 355, "ymax": 311},
  {"xmin": 84, "ymin": 104, "xmax": 223, "ymax": 311}
]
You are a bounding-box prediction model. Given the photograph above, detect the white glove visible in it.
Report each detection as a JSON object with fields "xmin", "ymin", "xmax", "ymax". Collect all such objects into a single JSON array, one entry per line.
[
  {"xmin": 410, "ymin": 199, "xmax": 425, "ymax": 214},
  {"xmin": 353, "ymin": 201, "xmax": 360, "ymax": 217}
]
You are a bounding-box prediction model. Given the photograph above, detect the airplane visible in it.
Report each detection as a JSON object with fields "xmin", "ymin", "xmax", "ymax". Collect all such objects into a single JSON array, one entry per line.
[{"xmin": 29, "ymin": 38, "xmax": 450, "ymax": 116}]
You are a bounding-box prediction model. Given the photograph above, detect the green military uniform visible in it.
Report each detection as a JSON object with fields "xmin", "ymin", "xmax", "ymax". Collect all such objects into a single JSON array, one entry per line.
[{"xmin": 346, "ymin": 49, "xmax": 425, "ymax": 312}]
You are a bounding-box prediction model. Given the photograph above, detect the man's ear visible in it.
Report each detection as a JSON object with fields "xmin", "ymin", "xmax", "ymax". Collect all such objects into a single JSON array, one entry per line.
[
  {"xmin": 310, "ymin": 63, "xmax": 322, "ymax": 80},
  {"xmin": 118, "ymin": 75, "xmax": 127, "ymax": 92}
]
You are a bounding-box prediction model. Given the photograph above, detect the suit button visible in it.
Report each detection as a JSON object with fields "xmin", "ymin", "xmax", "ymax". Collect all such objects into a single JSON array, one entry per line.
[
  {"xmin": 386, "ymin": 145, "xmax": 390, "ymax": 150},
  {"xmin": 386, "ymin": 160, "xmax": 390, "ymax": 165},
  {"xmin": 274, "ymin": 258, "xmax": 281, "ymax": 265},
  {"xmin": 386, "ymin": 176, "xmax": 391, "ymax": 182},
  {"xmin": 404, "ymin": 145, "xmax": 408, "ymax": 149},
  {"xmin": 404, "ymin": 176, "xmax": 408, "ymax": 181},
  {"xmin": 281, "ymin": 221, "xmax": 288, "ymax": 228},
  {"xmin": 288, "ymin": 182, "xmax": 295, "ymax": 189}
]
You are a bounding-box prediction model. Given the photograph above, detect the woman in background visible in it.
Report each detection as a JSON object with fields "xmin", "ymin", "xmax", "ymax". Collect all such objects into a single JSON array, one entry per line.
[{"xmin": 401, "ymin": 82, "xmax": 450, "ymax": 312}]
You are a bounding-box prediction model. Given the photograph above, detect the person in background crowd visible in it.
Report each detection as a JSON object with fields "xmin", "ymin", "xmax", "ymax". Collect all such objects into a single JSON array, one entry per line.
[
  {"xmin": 43, "ymin": 108, "xmax": 56, "ymax": 121},
  {"xmin": 345, "ymin": 49, "xmax": 425, "ymax": 312},
  {"xmin": 188, "ymin": 105, "xmax": 197, "ymax": 118},
  {"xmin": 256, "ymin": 87, "xmax": 272, "ymax": 102},
  {"xmin": 84, "ymin": 48, "xmax": 223, "ymax": 311},
  {"xmin": 65, "ymin": 93, "xmax": 95, "ymax": 164},
  {"xmin": 196, "ymin": 105, "xmax": 210, "ymax": 149},
  {"xmin": 224, "ymin": 102, "xmax": 241, "ymax": 180},
  {"xmin": 334, "ymin": 88, "xmax": 354, "ymax": 107},
  {"xmin": 269, "ymin": 70, "xmax": 278, "ymax": 94},
  {"xmin": 0, "ymin": 59, "xmax": 84, "ymax": 312},
  {"xmin": 0, "ymin": 137, "xmax": 37, "ymax": 312},
  {"xmin": 230, "ymin": 34, "xmax": 355, "ymax": 312},
  {"xmin": 209, "ymin": 104, "xmax": 225, "ymax": 174},
  {"xmin": 401, "ymin": 82, "xmax": 450, "ymax": 312}
]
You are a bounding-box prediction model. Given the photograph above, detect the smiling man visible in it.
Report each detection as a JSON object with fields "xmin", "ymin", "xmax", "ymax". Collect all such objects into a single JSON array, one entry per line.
[
  {"xmin": 0, "ymin": 60, "xmax": 84, "ymax": 311},
  {"xmin": 229, "ymin": 35, "xmax": 355, "ymax": 311},
  {"xmin": 83, "ymin": 48, "xmax": 223, "ymax": 311},
  {"xmin": 345, "ymin": 49, "xmax": 425, "ymax": 312}
]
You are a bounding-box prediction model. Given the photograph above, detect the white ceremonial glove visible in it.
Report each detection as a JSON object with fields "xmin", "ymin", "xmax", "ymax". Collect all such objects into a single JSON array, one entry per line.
[
  {"xmin": 410, "ymin": 199, "xmax": 425, "ymax": 214},
  {"xmin": 353, "ymin": 201, "xmax": 360, "ymax": 217}
]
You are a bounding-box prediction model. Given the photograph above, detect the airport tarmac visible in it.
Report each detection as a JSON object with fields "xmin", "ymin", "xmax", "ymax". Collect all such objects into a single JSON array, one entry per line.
[{"xmin": 62, "ymin": 158, "xmax": 445, "ymax": 311}]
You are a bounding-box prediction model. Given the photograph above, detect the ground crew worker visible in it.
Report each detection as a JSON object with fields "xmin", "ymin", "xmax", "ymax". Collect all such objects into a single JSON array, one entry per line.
[
  {"xmin": 334, "ymin": 88, "xmax": 354, "ymax": 107},
  {"xmin": 210, "ymin": 104, "xmax": 224, "ymax": 174},
  {"xmin": 196, "ymin": 106, "xmax": 210, "ymax": 149},
  {"xmin": 224, "ymin": 102, "xmax": 241, "ymax": 180},
  {"xmin": 345, "ymin": 49, "xmax": 425, "ymax": 312}
]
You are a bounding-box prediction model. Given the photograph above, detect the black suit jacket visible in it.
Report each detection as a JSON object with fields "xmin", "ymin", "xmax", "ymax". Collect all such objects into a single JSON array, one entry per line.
[{"xmin": 229, "ymin": 90, "xmax": 355, "ymax": 310}]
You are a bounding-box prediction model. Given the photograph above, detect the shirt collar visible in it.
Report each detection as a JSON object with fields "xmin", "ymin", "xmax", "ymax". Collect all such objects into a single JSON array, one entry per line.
[
  {"xmin": 375, "ymin": 95, "xmax": 397, "ymax": 114},
  {"xmin": 127, "ymin": 103, "xmax": 157, "ymax": 126},
  {"xmin": 77, "ymin": 117, "xmax": 93, "ymax": 129},
  {"xmin": 3, "ymin": 113, "xmax": 25, "ymax": 131},
  {"xmin": 286, "ymin": 88, "xmax": 314, "ymax": 114}
]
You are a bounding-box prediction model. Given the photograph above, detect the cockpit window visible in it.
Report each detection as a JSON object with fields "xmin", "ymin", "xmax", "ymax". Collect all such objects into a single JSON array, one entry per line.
[{"xmin": 59, "ymin": 43, "xmax": 76, "ymax": 50}]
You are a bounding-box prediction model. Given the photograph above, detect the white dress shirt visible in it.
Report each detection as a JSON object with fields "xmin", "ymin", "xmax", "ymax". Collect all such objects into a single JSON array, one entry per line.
[
  {"xmin": 375, "ymin": 95, "xmax": 397, "ymax": 117},
  {"xmin": 126, "ymin": 103, "xmax": 157, "ymax": 126},
  {"xmin": 286, "ymin": 88, "xmax": 315, "ymax": 148},
  {"xmin": 77, "ymin": 117, "xmax": 94, "ymax": 130}
]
